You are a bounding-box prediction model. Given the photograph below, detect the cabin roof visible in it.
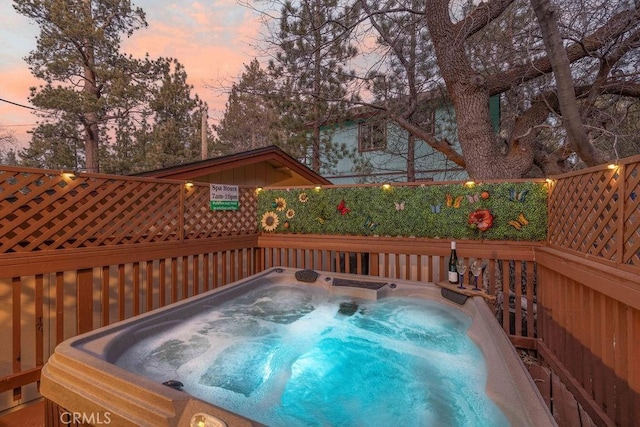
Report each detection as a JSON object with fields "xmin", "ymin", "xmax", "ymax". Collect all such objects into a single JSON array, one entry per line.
[{"xmin": 133, "ymin": 145, "xmax": 332, "ymax": 186}]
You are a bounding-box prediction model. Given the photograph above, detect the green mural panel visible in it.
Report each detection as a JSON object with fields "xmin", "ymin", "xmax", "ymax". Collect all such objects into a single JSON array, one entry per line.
[{"xmin": 257, "ymin": 182, "xmax": 547, "ymax": 241}]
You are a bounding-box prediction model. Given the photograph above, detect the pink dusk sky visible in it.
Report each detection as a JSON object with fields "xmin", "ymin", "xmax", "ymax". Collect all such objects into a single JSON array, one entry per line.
[{"xmin": 0, "ymin": 0, "xmax": 265, "ymax": 151}]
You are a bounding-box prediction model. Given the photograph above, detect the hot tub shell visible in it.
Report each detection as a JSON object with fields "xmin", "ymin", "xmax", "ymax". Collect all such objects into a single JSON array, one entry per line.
[{"xmin": 41, "ymin": 268, "xmax": 556, "ymax": 427}]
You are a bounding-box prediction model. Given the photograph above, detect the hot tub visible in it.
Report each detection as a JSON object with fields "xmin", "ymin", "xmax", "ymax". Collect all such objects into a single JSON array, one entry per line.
[{"xmin": 41, "ymin": 268, "xmax": 556, "ymax": 427}]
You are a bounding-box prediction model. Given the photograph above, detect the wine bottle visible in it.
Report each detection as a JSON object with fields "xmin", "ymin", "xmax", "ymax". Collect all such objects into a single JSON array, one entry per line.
[{"xmin": 448, "ymin": 241, "xmax": 458, "ymax": 284}]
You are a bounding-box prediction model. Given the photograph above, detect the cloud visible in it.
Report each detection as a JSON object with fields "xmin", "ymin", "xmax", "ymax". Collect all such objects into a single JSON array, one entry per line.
[
  {"xmin": 0, "ymin": 66, "xmax": 41, "ymax": 150},
  {"xmin": 122, "ymin": 1, "xmax": 264, "ymax": 116},
  {"xmin": 1, "ymin": 0, "xmax": 265, "ymax": 150}
]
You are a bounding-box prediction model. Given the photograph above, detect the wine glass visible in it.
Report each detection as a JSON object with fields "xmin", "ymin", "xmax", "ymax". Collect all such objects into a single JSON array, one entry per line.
[
  {"xmin": 455, "ymin": 259, "xmax": 467, "ymax": 289},
  {"xmin": 470, "ymin": 260, "xmax": 483, "ymax": 291}
]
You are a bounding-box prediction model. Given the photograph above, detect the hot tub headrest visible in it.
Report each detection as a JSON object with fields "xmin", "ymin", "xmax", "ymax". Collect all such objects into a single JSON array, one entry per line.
[{"xmin": 295, "ymin": 269, "xmax": 319, "ymax": 283}]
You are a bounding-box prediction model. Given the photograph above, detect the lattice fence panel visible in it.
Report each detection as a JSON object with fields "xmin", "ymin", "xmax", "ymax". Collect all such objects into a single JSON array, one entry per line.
[
  {"xmin": 0, "ymin": 169, "xmax": 183, "ymax": 253},
  {"xmin": 623, "ymin": 162, "xmax": 640, "ymax": 268},
  {"xmin": 183, "ymin": 186, "xmax": 258, "ymax": 238},
  {"xmin": 548, "ymin": 168, "xmax": 620, "ymax": 262}
]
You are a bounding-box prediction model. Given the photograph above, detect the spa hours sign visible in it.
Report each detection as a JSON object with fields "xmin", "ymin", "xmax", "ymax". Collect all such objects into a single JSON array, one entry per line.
[{"xmin": 210, "ymin": 184, "xmax": 239, "ymax": 210}]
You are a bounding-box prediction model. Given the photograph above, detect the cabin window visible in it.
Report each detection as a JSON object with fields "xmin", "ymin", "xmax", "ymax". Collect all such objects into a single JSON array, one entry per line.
[
  {"xmin": 358, "ymin": 120, "xmax": 387, "ymax": 152},
  {"xmin": 412, "ymin": 107, "xmax": 435, "ymax": 135}
]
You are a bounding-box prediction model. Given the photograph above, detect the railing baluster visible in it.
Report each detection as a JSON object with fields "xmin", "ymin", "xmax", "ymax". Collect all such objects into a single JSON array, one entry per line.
[
  {"xmin": 159, "ymin": 259, "xmax": 167, "ymax": 306},
  {"xmin": 515, "ymin": 261, "xmax": 523, "ymax": 337},
  {"xmin": 526, "ymin": 263, "xmax": 534, "ymax": 338},
  {"xmin": 181, "ymin": 257, "xmax": 189, "ymax": 300},
  {"xmin": 12, "ymin": 277, "xmax": 21, "ymax": 400},
  {"xmin": 221, "ymin": 251, "xmax": 228, "ymax": 286},
  {"xmin": 118, "ymin": 265, "xmax": 126, "ymax": 321},
  {"xmin": 212, "ymin": 252, "xmax": 219, "ymax": 289},
  {"xmin": 101, "ymin": 267, "xmax": 109, "ymax": 326},
  {"xmin": 202, "ymin": 254, "xmax": 209, "ymax": 293},
  {"xmin": 133, "ymin": 263, "xmax": 140, "ymax": 316},
  {"xmin": 501, "ymin": 260, "xmax": 510, "ymax": 335},
  {"xmin": 146, "ymin": 261, "xmax": 154, "ymax": 310},
  {"xmin": 55, "ymin": 272, "xmax": 64, "ymax": 344},
  {"xmin": 77, "ymin": 269, "xmax": 93, "ymax": 334},
  {"xmin": 171, "ymin": 258, "xmax": 178, "ymax": 303}
]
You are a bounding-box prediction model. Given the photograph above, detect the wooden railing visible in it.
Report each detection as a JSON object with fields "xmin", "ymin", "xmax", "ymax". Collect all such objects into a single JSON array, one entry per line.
[
  {"xmin": 1, "ymin": 159, "xmax": 640, "ymax": 426},
  {"xmin": 536, "ymin": 248, "xmax": 640, "ymax": 427},
  {"xmin": 258, "ymin": 234, "xmax": 541, "ymax": 348},
  {"xmin": 548, "ymin": 155, "xmax": 640, "ymax": 274},
  {"xmin": 537, "ymin": 155, "xmax": 640, "ymax": 427},
  {"xmin": 0, "ymin": 166, "xmax": 258, "ymax": 253},
  {"xmin": 0, "ymin": 166, "xmax": 260, "ymax": 411},
  {"xmin": 0, "ymin": 238, "xmax": 261, "ymax": 408}
]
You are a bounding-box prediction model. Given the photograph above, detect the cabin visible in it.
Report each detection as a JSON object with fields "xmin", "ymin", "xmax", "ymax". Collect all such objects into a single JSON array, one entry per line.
[{"xmin": 307, "ymin": 95, "xmax": 500, "ymax": 184}]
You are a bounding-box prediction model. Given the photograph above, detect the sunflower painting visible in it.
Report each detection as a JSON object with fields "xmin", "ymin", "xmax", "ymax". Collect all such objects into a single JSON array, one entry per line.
[
  {"xmin": 274, "ymin": 197, "xmax": 287, "ymax": 211},
  {"xmin": 286, "ymin": 209, "xmax": 296, "ymax": 219},
  {"xmin": 261, "ymin": 211, "xmax": 280, "ymax": 232},
  {"xmin": 298, "ymin": 193, "xmax": 308, "ymax": 203}
]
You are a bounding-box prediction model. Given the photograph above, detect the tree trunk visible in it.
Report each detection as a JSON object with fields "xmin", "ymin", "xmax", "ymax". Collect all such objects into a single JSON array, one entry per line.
[
  {"xmin": 529, "ymin": 0, "xmax": 607, "ymax": 166},
  {"xmin": 82, "ymin": 0, "xmax": 100, "ymax": 173},
  {"xmin": 424, "ymin": 1, "xmax": 524, "ymax": 179}
]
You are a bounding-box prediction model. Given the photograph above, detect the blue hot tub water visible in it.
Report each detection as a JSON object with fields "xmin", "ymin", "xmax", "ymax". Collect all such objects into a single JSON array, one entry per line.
[{"xmin": 114, "ymin": 283, "xmax": 510, "ymax": 426}]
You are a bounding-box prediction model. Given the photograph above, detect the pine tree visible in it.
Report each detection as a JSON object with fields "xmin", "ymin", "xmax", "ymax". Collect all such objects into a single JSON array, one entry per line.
[
  {"xmin": 19, "ymin": 120, "xmax": 81, "ymax": 170},
  {"xmin": 215, "ymin": 59, "xmax": 289, "ymax": 153},
  {"xmin": 14, "ymin": 0, "xmax": 210, "ymax": 174},
  {"xmin": 268, "ymin": 0, "xmax": 359, "ymax": 172},
  {"xmin": 145, "ymin": 60, "xmax": 207, "ymax": 169},
  {"xmin": 14, "ymin": 0, "xmax": 150, "ymax": 172}
]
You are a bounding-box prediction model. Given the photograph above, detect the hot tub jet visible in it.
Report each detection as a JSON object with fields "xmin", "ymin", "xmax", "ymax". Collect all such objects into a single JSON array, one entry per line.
[
  {"xmin": 338, "ymin": 301, "xmax": 360, "ymax": 316},
  {"xmin": 162, "ymin": 379, "xmax": 184, "ymax": 390}
]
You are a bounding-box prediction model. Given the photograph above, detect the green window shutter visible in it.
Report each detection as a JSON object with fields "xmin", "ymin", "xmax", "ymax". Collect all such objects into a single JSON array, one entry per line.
[{"xmin": 489, "ymin": 95, "xmax": 501, "ymax": 133}]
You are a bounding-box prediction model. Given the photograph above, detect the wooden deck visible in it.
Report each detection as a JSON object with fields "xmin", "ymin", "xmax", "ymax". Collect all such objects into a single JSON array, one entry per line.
[
  {"xmin": 0, "ymin": 399, "xmax": 44, "ymax": 427},
  {"xmin": 0, "ymin": 365, "xmax": 596, "ymax": 427}
]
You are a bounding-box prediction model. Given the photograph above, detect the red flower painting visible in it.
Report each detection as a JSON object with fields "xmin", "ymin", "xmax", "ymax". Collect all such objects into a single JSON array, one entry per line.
[{"xmin": 468, "ymin": 209, "xmax": 494, "ymax": 232}]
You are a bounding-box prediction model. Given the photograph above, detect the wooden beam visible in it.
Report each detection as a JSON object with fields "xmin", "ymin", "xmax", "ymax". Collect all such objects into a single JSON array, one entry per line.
[
  {"xmin": 258, "ymin": 235, "xmax": 540, "ymax": 260},
  {"xmin": 536, "ymin": 247, "xmax": 640, "ymax": 310},
  {"xmin": 0, "ymin": 235, "xmax": 259, "ymax": 278},
  {"xmin": 0, "ymin": 367, "xmax": 42, "ymax": 394}
]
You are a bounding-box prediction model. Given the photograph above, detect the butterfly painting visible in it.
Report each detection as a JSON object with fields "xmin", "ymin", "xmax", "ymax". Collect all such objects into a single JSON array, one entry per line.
[
  {"xmin": 508, "ymin": 213, "xmax": 529, "ymax": 230},
  {"xmin": 509, "ymin": 188, "xmax": 529, "ymax": 202},
  {"xmin": 363, "ymin": 216, "xmax": 379, "ymax": 232},
  {"xmin": 336, "ymin": 199, "xmax": 351, "ymax": 215},
  {"xmin": 394, "ymin": 201, "xmax": 406, "ymax": 211},
  {"xmin": 445, "ymin": 194, "xmax": 463, "ymax": 208},
  {"xmin": 466, "ymin": 194, "xmax": 479, "ymax": 204},
  {"xmin": 430, "ymin": 204, "xmax": 442, "ymax": 214},
  {"xmin": 316, "ymin": 214, "xmax": 327, "ymax": 224}
]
